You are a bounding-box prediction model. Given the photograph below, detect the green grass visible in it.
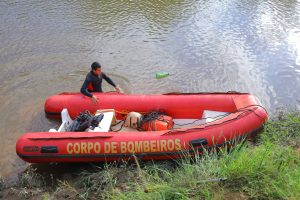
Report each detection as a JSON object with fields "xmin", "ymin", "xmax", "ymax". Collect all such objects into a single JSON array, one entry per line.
[
  {"xmin": 0, "ymin": 175, "xmax": 4, "ymax": 191},
  {"xmin": 4, "ymin": 112, "xmax": 300, "ymax": 200},
  {"xmin": 260, "ymin": 112, "xmax": 300, "ymax": 147},
  {"xmin": 17, "ymin": 166, "xmax": 46, "ymax": 189},
  {"xmin": 220, "ymin": 143, "xmax": 299, "ymax": 199},
  {"xmin": 103, "ymin": 144, "xmax": 298, "ymax": 200}
]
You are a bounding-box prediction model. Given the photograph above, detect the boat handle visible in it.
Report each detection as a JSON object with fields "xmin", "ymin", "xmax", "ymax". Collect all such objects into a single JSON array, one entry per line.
[
  {"xmin": 189, "ymin": 139, "xmax": 208, "ymax": 147},
  {"xmin": 41, "ymin": 146, "xmax": 58, "ymax": 153}
]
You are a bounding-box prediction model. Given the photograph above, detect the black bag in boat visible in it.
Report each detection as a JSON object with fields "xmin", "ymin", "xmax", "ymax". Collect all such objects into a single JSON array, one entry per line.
[
  {"xmin": 67, "ymin": 111, "xmax": 104, "ymax": 132},
  {"xmin": 89, "ymin": 114, "xmax": 104, "ymax": 130}
]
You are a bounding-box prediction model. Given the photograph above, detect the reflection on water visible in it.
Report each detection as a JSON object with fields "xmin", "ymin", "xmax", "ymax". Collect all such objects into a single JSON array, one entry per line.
[{"xmin": 0, "ymin": 0, "xmax": 299, "ymax": 179}]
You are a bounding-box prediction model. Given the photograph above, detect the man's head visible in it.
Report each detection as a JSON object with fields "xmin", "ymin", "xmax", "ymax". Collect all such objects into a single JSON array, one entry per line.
[{"xmin": 91, "ymin": 62, "xmax": 102, "ymax": 75}]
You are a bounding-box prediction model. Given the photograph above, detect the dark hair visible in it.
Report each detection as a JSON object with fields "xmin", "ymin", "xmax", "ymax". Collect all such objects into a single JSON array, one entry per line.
[{"xmin": 91, "ymin": 62, "xmax": 101, "ymax": 70}]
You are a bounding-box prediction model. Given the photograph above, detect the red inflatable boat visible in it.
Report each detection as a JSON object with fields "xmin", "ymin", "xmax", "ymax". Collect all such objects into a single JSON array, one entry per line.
[{"xmin": 16, "ymin": 92, "xmax": 268, "ymax": 163}]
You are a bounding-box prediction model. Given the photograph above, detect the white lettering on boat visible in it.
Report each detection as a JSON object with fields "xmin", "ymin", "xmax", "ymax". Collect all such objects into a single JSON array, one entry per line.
[
  {"xmin": 66, "ymin": 139, "xmax": 182, "ymax": 154},
  {"xmin": 66, "ymin": 142, "xmax": 101, "ymax": 154}
]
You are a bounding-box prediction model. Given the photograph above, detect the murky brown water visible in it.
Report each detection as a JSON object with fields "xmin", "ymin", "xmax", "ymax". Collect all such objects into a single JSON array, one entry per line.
[{"xmin": 0, "ymin": 0, "xmax": 299, "ymax": 179}]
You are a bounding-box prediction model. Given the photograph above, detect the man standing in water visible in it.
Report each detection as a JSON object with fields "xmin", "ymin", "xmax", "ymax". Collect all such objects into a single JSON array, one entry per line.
[{"xmin": 81, "ymin": 62, "xmax": 121, "ymax": 103}]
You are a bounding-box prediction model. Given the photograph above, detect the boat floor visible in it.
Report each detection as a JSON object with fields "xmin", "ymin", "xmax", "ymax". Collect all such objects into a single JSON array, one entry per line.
[
  {"xmin": 50, "ymin": 109, "xmax": 230, "ymax": 133},
  {"xmin": 110, "ymin": 118, "xmax": 208, "ymax": 132}
]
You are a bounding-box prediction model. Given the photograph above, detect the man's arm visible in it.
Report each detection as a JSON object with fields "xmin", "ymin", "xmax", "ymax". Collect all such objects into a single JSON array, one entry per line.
[
  {"xmin": 102, "ymin": 73, "xmax": 116, "ymax": 87},
  {"xmin": 80, "ymin": 78, "xmax": 93, "ymax": 98}
]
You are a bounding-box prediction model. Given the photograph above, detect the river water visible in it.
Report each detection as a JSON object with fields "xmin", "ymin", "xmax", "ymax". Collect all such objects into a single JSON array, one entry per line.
[{"xmin": 0, "ymin": 0, "xmax": 299, "ymax": 179}]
